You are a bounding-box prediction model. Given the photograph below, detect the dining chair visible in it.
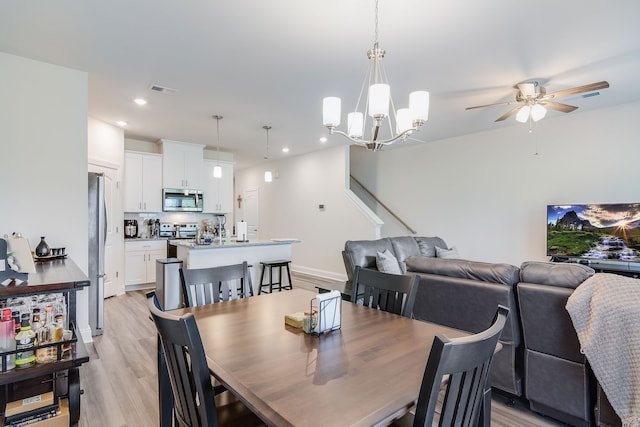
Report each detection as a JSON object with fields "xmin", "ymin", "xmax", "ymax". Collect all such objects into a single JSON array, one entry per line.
[
  {"xmin": 351, "ymin": 265, "xmax": 419, "ymax": 317},
  {"xmin": 180, "ymin": 261, "xmax": 253, "ymax": 307},
  {"xmin": 147, "ymin": 291, "xmax": 265, "ymax": 427},
  {"xmin": 393, "ymin": 305, "xmax": 509, "ymax": 427}
]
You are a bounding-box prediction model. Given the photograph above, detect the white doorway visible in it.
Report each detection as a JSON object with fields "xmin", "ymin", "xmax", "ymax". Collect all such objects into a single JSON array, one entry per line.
[
  {"xmin": 244, "ymin": 189, "xmax": 259, "ymax": 241},
  {"xmin": 89, "ymin": 162, "xmax": 123, "ymax": 298}
]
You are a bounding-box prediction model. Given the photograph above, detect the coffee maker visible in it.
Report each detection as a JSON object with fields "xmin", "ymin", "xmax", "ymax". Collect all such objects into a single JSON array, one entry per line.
[{"xmin": 124, "ymin": 219, "xmax": 138, "ymax": 238}]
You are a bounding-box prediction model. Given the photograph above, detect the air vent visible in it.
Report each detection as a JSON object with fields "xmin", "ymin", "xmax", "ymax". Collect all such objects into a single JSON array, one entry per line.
[{"xmin": 148, "ymin": 84, "xmax": 178, "ymax": 95}]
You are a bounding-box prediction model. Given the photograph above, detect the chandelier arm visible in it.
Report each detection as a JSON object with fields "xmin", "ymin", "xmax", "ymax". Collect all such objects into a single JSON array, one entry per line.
[{"xmin": 329, "ymin": 127, "xmax": 417, "ymax": 146}]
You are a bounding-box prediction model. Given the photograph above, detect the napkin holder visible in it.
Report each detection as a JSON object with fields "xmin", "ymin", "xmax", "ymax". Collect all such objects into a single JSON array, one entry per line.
[{"xmin": 309, "ymin": 290, "xmax": 342, "ymax": 335}]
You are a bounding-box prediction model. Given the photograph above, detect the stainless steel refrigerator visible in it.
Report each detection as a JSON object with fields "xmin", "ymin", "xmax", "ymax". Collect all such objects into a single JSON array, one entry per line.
[{"xmin": 88, "ymin": 172, "xmax": 105, "ymax": 336}]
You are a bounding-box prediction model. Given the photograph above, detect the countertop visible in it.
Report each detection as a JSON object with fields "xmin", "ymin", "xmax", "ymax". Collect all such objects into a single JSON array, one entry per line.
[{"xmin": 174, "ymin": 239, "xmax": 300, "ymax": 250}]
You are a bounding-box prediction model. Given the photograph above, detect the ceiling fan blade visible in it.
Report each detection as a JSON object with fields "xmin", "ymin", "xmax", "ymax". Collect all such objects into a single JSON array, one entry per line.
[
  {"xmin": 465, "ymin": 100, "xmax": 515, "ymax": 111},
  {"xmin": 546, "ymin": 81, "xmax": 609, "ymax": 99},
  {"xmin": 542, "ymin": 101, "xmax": 578, "ymax": 113},
  {"xmin": 495, "ymin": 105, "xmax": 523, "ymax": 122}
]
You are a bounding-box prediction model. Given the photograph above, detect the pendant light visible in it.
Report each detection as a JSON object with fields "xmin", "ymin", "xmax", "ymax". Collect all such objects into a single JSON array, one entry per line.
[
  {"xmin": 263, "ymin": 125, "xmax": 272, "ymax": 183},
  {"xmin": 212, "ymin": 115, "xmax": 223, "ymax": 178}
]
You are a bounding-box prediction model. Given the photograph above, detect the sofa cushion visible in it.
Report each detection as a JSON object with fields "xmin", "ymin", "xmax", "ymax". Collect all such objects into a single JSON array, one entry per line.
[
  {"xmin": 520, "ymin": 261, "xmax": 594, "ymax": 289},
  {"xmin": 406, "ymin": 257, "xmax": 520, "ymax": 286},
  {"xmin": 413, "ymin": 236, "xmax": 448, "ymax": 257},
  {"xmin": 390, "ymin": 236, "xmax": 421, "ymax": 273},
  {"xmin": 344, "ymin": 238, "xmax": 395, "ymax": 272},
  {"xmin": 376, "ymin": 249, "xmax": 402, "ymax": 275},
  {"xmin": 436, "ymin": 246, "xmax": 460, "ymax": 259}
]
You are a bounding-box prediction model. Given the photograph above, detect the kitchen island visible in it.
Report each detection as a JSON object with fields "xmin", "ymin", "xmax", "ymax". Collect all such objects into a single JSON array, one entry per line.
[{"xmin": 174, "ymin": 239, "xmax": 300, "ymax": 295}]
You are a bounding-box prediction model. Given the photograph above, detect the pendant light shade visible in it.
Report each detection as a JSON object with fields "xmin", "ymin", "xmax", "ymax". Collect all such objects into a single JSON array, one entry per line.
[
  {"xmin": 213, "ymin": 115, "xmax": 223, "ymax": 179},
  {"xmin": 263, "ymin": 125, "xmax": 273, "ymax": 183}
]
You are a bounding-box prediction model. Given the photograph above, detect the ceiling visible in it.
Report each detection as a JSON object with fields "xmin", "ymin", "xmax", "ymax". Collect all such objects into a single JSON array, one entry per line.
[{"xmin": 1, "ymin": 1, "xmax": 640, "ymax": 169}]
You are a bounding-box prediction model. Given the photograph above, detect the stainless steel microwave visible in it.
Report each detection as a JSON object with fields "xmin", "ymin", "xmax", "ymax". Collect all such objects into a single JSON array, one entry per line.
[{"xmin": 162, "ymin": 188, "xmax": 203, "ymax": 212}]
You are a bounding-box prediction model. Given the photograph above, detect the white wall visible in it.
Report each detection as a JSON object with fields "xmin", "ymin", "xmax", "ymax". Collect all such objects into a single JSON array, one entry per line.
[
  {"xmin": 235, "ymin": 145, "xmax": 377, "ymax": 280},
  {"xmin": 0, "ymin": 52, "xmax": 90, "ymax": 337},
  {"xmin": 352, "ymin": 101, "xmax": 640, "ymax": 266},
  {"xmin": 88, "ymin": 117, "xmax": 124, "ymax": 166}
]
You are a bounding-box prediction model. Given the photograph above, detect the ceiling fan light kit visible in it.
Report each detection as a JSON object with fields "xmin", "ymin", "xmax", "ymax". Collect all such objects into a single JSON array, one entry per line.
[
  {"xmin": 322, "ymin": 0, "xmax": 429, "ymax": 151},
  {"xmin": 466, "ymin": 80, "xmax": 609, "ymax": 127}
]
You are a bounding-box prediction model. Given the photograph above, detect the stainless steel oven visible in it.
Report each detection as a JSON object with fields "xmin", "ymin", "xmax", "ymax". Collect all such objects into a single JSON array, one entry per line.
[{"xmin": 162, "ymin": 188, "xmax": 203, "ymax": 212}]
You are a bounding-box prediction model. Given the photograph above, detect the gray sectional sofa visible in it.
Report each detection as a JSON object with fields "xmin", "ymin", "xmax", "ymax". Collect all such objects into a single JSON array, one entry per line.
[{"xmin": 342, "ymin": 236, "xmax": 622, "ymax": 427}]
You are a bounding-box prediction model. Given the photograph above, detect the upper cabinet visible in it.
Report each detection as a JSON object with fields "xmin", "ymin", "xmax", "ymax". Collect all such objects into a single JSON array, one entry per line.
[
  {"xmin": 203, "ymin": 160, "xmax": 234, "ymax": 213},
  {"xmin": 160, "ymin": 140, "xmax": 204, "ymax": 189},
  {"xmin": 124, "ymin": 151, "xmax": 162, "ymax": 212}
]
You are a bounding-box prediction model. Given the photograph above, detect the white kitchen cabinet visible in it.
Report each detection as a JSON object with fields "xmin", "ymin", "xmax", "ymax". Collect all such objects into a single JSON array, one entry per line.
[
  {"xmin": 125, "ymin": 240, "xmax": 167, "ymax": 286},
  {"xmin": 161, "ymin": 140, "xmax": 204, "ymax": 189},
  {"xmin": 203, "ymin": 159, "xmax": 234, "ymax": 213},
  {"xmin": 124, "ymin": 151, "xmax": 162, "ymax": 212}
]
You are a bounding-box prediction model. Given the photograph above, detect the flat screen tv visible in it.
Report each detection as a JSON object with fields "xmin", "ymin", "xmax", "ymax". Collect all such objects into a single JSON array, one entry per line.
[{"xmin": 547, "ymin": 203, "xmax": 640, "ymax": 263}]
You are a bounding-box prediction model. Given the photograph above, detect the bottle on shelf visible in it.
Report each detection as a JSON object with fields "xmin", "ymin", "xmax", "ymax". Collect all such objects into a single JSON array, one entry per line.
[
  {"xmin": 15, "ymin": 313, "xmax": 36, "ymax": 369},
  {"xmin": 36, "ymin": 306, "xmax": 56, "ymax": 363},
  {"xmin": 0, "ymin": 308, "xmax": 16, "ymax": 371},
  {"xmin": 11, "ymin": 311, "xmax": 20, "ymax": 335}
]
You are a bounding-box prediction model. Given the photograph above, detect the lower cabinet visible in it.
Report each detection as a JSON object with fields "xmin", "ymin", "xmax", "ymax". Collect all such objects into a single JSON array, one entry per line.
[{"xmin": 125, "ymin": 240, "xmax": 167, "ymax": 286}]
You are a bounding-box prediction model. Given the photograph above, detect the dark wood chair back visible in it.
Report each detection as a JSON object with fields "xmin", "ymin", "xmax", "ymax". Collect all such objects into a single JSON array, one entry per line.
[
  {"xmin": 147, "ymin": 291, "xmax": 218, "ymax": 427},
  {"xmin": 352, "ymin": 266, "xmax": 419, "ymax": 317},
  {"xmin": 412, "ymin": 305, "xmax": 509, "ymax": 427},
  {"xmin": 180, "ymin": 262, "xmax": 252, "ymax": 307}
]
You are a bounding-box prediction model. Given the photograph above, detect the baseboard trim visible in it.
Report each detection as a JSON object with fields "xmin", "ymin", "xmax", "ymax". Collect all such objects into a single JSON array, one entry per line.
[{"xmin": 291, "ymin": 264, "xmax": 347, "ymax": 282}]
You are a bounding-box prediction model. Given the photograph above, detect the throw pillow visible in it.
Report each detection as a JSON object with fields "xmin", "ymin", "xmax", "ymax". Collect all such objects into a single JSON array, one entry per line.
[
  {"xmin": 436, "ymin": 246, "xmax": 460, "ymax": 259},
  {"xmin": 376, "ymin": 249, "xmax": 402, "ymax": 275}
]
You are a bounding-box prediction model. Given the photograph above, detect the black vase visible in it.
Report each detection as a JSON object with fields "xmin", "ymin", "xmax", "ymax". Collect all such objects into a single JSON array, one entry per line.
[{"xmin": 35, "ymin": 236, "xmax": 50, "ymax": 257}]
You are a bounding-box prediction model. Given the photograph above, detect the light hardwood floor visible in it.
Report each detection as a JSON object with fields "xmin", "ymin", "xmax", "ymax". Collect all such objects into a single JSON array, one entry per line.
[{"xmin": 77, "ymin": 273, "xmax": 566, "ymax": 427}]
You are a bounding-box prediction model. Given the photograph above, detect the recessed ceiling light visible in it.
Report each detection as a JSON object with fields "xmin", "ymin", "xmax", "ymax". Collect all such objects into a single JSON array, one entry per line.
[
  {"xmin": 134, "ymin": 98, "xmax": 147, "ymax": 106},
  {"xmin": 320, "ymin": 137, "xmax": 327, "ymax": 143},
  {"xmin": 116, "ymin": 121, "xmax": 128, "ymax": 127},
  {"xmin": 282, "ymin": 147, "xmax": 289, "ymax": 153}
]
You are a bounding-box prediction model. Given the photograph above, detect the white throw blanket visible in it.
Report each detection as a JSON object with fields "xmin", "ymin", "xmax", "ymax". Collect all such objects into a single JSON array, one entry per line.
[{"xmin": 566, "ymin": 273, "xmax": 640, "ymax": 427}]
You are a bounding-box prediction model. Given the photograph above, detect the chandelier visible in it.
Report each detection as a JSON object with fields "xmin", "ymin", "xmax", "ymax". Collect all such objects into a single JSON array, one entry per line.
[{"xmin": 322, "ymin": 0, "xmax": 429, "ymax": 151}]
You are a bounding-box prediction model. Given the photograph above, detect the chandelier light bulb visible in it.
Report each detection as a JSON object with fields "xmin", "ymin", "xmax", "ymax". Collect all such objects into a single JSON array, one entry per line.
[
  {"xmin": 323, "ymin": 97, "xmax": 341, "ymax": 127},
  {"xmin": 347, "ymin": 112, "xmax": 364, "ymax": 138},
  {"xmin": 213, "ymin": 165, "xmax": 222, "ymax": 178},
  {"xmin": 409, "ymin": 91, "xmax": 430, "ymax": 122},
  {"xmin": 368, "ymin": 84, "xmax": 390, "ymax": 118}
]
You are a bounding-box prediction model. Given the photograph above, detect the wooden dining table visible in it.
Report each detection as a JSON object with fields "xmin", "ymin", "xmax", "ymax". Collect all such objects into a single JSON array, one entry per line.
[{"xmin": 160, "ymin": 288, "xmax": 467, "ymax": 427}]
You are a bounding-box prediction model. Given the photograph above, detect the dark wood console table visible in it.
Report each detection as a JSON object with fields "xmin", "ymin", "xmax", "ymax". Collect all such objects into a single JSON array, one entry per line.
[{"xmin": 0, "ymin": 257, "xmax": 90, "ymax": 424}]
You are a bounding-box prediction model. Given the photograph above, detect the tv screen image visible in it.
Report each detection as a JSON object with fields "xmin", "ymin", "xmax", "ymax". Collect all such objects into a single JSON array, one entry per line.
[{"xmin": 547, "ymin": 203, "xmax": 640, "ymax": 262}]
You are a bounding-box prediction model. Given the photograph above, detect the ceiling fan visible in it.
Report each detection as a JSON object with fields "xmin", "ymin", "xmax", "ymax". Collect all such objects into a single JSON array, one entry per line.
[{"xmin": 466, "ymin": 80, "xmax": 610, "ymax": 123}]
